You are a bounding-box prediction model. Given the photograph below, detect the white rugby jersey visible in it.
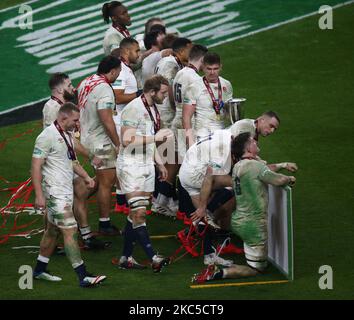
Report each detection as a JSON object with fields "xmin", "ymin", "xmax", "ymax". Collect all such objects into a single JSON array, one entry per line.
[
  {"xmin": 171, "ymin": 65, "xmax": 201, "ymax": 130},
  {"xmin": 155, "ymin": 55, "xmax": 182, "ymax": 127},
  {"xmin": 118, "ymin": 96, "xmax": 157, "ymax": 164},
  {"xmin": 42, "ymin": 98, "xmax": 62, "ymax": 129},
  {"xmin": 103, "ymin": 25, "xmax": 125, "ymax": 56},
  {"xmin": 78, "ymin": 82, "xmax": 115, "ymax": 149},
  {"xmin": 32, "ymin": 123, "xmax": 75, "ymax": 195},
  {"xmin": 112, "ymin": 62, "xmax": 138, "ymax": 113},
  {"xmin": 184, "ymin": 76, "xmax": 233, "ymax": 137},
  {"xmin": 142, "ymin": 51, "xmax": 163, "ymax": 85},
  {"xmin": 180, "ymin": 129, "xmax": 232, "ymax": 179}
]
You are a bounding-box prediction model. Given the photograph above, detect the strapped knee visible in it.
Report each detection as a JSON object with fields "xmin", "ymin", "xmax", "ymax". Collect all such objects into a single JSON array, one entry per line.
[{"xmin": 128, "ymin": 196, "xmax": 150, "ymax": 228}]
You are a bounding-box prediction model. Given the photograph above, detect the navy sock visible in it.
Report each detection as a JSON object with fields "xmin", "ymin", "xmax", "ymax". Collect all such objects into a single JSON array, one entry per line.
[
  {"xmin": 99, "ymin": 220, "xmax": 111, "ymax": 229},
  {"xmin": 34, "ymin": 260, "xmax": 47, "ymax": 274},
  {"xmin": 207, "ymin": 188, "xmax": 234, "ymax": 212},
  {"xmin": 74, "ymin": 263, "xmax": 87, "ymax": 282},
  {"xmin": 134, "ymin": 225, "xmax": 155, "ymax": 260},
  {"xmin": 198, "ymin": 224, "xmax": 213, "ymax": 255},
  {"xmin": 122, "ymin": 219, "xmax": 136, "ymax": 258},
  {"xmin": 159, "ymin": 181, "xmax": 174, "ymax": 198},
  {"xmin": 213, "ymin": 269, "xmax": 224, "ymax": 280},
  {"xmin": 116, "ymin": 194, "xmax": 127, "ymax": 206}
]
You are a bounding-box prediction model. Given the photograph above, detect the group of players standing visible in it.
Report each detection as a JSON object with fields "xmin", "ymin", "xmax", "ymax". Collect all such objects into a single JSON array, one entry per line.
[{"xmin": 31, "ymin": 1, "xmax": 298, "ymax": 287}]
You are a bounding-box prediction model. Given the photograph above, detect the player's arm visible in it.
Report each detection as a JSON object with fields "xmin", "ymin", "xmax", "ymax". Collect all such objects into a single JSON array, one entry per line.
[
  {"xmin": 73, "ymin": 162, "xmax": 95, "ymax": 189},
  {"xmin": 267, "ymin": 162, "xmax": 298, "ymax": 172},
  {"xmin": 31, "ymin": 157, "xmax": 46, "ymax": 210},
  {"xmin": 259, "ymin": 166, "xmax": 296, "ymax": 187},
  {"xmin": 154, "ymin": 148, "xmax": 168, "ymax": 181},
  {"xmin": 113, "ymin": 89, "xmax": 139, "ymax": 104},
  {"xmin": 97, "ymin": 109, "xmax": 120, "ymax": 149},
  {"xmin": 73, "ymin": 138, "xmax": 103, "ymax": 168}
]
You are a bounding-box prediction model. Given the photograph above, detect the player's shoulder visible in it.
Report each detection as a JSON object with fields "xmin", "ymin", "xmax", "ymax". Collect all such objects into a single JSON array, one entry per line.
[
  {"xmin": 219, "ymin": 76, "xmax": 232, "ymax": 88},
  {"xmin": 124, "ymin": 96, "xmax": 144, "ymax": 112},
  {"xmin": 92, "ymin": 82, "xmax": 113, "ymax": 96}
]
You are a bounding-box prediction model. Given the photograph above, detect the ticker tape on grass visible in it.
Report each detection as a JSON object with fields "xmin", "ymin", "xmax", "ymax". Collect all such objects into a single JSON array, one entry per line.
[{"xmin": 190, "ymin": 279, "xmax": 289, "ymax": 289}]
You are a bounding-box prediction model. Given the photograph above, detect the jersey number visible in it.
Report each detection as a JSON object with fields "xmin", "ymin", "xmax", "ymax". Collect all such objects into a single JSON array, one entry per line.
[{"xmin": 174, "ymin": 83, "xmax": 182, "ymax": 103}]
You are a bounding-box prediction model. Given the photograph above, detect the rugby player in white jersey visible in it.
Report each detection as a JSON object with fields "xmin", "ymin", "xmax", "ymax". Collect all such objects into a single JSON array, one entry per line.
[
  {"xmin": 114, "ymin": 75, "xmax": 173, "ymax": 272},
  {"xmin": 152, "ymin": 37, "xmax": 192, "ymax": 216},
  {"xmin": 183, "ymin": 52, "xmax": 233, "ymax": 148},
  {"xmin": 192, "ymin": 132, "xmax": 297, "ymax": 283},
  {"xmin": 187, "ymin": 112, "xmax": 297, "ymax": 258},
  {"xmin": 111, "ymin": 38, "xmax": 142, "ymax": 213},
  {"xmin": 141, "ymin": 28, "xmax": 173, "ymax": 86},
  {"xmin": 161, "ymin": 44, "xmax": 208, "ymax": 218},
  {"xmin": 78, "ymin": 55, "xmax": 121, "ymax": 236},
  {"xmin": 43, "ymin": 73, "xmax": 107, "ymax": 250},
  {"xmin": 102, "ymin": 1, "xmax": 132, "ymax": 56},
  {"xmin": 155, "ymin": 37, "xmax": 192, "ymax": 129},
  {"xmin": 32, "ymin": 103, "xmax": 106, "ymax": 287},
  {"xmin": 178, "ymin": 128, "xmax": 238, "ymax": 266}
]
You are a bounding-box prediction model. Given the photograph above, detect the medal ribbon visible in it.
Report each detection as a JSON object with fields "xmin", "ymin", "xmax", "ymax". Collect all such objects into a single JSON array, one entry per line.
[
  {"xmin": 113, "ymin": 24, "xmax": 131, "ymax": 38},
  {"xmin": 141, "ymin": 94, "xmax": 161, "ymax": 134},
  {"xmin": 54, "ymin": 120, "xmax": 77, "ymax": 161},
  {"xmin": 203, "ymin": 76, "xmax": 222, "ymax": 115},
  {"xmin": 50, "ymin": 96, "xmax": 64, "ymax": 106}
]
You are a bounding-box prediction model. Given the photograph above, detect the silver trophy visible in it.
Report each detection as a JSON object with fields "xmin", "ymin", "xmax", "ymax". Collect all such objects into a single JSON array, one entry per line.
[{"xmin": 225, "ymin": 97, "xmax": 246, "ymax": 124}]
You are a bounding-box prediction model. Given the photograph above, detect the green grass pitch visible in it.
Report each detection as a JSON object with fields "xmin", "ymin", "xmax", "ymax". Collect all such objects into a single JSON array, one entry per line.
[{"xmin": 0, "ymin": 3, "xmax": 353, "ymax": 300}]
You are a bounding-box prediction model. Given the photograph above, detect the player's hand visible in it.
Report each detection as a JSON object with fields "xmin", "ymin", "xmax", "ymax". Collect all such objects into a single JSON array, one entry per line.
[
  {"xmin": 91, "ymin": 155, "xmax": 103, "ymax": 168},
  {"xmin": 157, "ymin": 164, "xmax": 168, "ymax": 181},
  {"xmin": 155, "ymin": 129, "xmax": 174, "ymax": 142},
  {"xmin": 35, "ymin": 195, "xmax": 46, "ymax": 213},
  {"xmin": 84, "ymin": 176, "xmax": 95, "ymax": 189},
  {"xmin": 286, "ymin": 162, "xmax": 298, "ymax": 172},
  {"xmin": 191, "ymin": 207, "xmax": 207, "ymax": 222},
  {"xmin": 288, "ymin": 176, "xmax": 296, "ymax": 186}
]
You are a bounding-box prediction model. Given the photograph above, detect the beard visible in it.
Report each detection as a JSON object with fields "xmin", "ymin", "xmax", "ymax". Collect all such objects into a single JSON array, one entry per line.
[
  {"xmin": 152, "ymin": 95, "xmax": 165, "ymax": 105},
  {"xmin": 63, "ymin": 89, "xmax": 78, "ymax": 104}
]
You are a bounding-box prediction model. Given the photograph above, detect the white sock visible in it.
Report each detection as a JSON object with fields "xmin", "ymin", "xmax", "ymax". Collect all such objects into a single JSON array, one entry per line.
[{"xmin": 37, "ymin": 255, "xmax": 49, "ymax": 264}]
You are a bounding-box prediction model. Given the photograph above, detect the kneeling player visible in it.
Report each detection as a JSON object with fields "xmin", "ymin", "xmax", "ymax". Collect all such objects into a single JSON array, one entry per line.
[
  {"xmin": 192, "ymin": 132, "xmax": 297, "ymax": 283},
  {"xmin": 114, "ymin": 75, "xmax": 173, "ymax": 272}
]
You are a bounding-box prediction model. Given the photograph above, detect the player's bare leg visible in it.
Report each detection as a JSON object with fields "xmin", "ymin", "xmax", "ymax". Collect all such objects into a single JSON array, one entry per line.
[
  {"xmin": 73, "ymin": 176, "xmax": 107, "ymax": 249},
  {"xmin": 96, "ymin": 168, "xmax": 120, "ymax": 235}
]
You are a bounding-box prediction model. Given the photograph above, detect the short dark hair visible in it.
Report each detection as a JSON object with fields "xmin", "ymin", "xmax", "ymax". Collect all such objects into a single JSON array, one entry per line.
[
  {"xmin": 145, "ymin": 17, "xmax": 164, "ymax": 34},
  {"xmin": 102, "ymin": 1, "xmax": 122, "ymax": 24},
  {"xmin": 48, "ymin": 73, "xmax": 69, "ymax": 90},
  {"xmin": 97, "ymin": 55, "xmax": 121, "ymax": 74},
  {"xmin": 189, "ymin": 44, "xmax": 208, "ymax": 61},
  {"xmin": 262, "ymin": 111, "xmax": 280, "ymax": 124},
  {"xmin": 161, "ymin": 33, "xmax": 178, "ymax": 49},
  {"xmin": 203, "ymin": 52, "xmax": 221, "ymax": 65},
  {"xmin": 119, "ymin": 37, "xmax": 139, "ymax": 49},
  {"xmin": 231, "ymin": 132, "xmax": 251, "ymax": 161},
  {"xmin": 149, "ymin": 24, "xmax": 166, "ymax": 34},
  {"xmin": 144, "ymin": 31, "xmax": 161, "ymax": 50},
  {"xmin": 59, "ymin": 102, "xmax": 80, "ymax": 115},
  {"xmin": 143, "ymin": 75, "xmax": 169, "ymax": 93},
  {"xmin": 172, "ymin": 37, "xmax": 192, "ymax": 53}
]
